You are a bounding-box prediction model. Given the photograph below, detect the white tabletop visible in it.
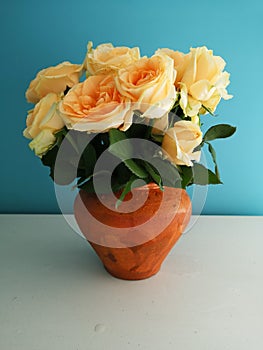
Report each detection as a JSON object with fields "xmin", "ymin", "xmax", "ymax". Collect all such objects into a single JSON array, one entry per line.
[{"xmin": 0, "ymin": 215, "xmax": 263, "ymax": 350}]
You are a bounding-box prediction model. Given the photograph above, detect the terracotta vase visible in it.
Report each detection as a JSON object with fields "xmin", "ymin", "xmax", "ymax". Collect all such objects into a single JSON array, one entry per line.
[{"xmin": 74, "ymin": 183, "xmax": 191, "ymax": 280}]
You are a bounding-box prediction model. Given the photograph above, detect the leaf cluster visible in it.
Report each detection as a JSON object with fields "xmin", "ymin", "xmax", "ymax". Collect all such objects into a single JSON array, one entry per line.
[{"xmin": 40, "ymin": 113, "xmax": 236, "ymax": 202}]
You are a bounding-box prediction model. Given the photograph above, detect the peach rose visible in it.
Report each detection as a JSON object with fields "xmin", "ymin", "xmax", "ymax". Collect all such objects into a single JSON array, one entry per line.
[
  {"xmin": 162, "ymin": 120, "xmax": 202, "ymax": 166},
  {"xmin": 115, "ymin": 54, "xmax": 177, "ymax": 119},
  {"xmin": 26, "ymin": 61, "xmax": 83, "ymax": 104},
  {"xmin": 59, "ymin": 75, "xmax": 133, "ymax": 133},
  {"xmin": 85, "ymin": 41, "xmax": 140, "ymax": 75},
  {"xmin": 23, "ymin": 93, "xmax": 65, "ymax": 156}
]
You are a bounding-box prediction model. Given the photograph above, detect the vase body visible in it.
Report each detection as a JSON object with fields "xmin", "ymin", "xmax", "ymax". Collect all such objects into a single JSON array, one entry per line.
[{"xmin": 74, "ymin": 183, "xmax": 191, "ymax": 280}]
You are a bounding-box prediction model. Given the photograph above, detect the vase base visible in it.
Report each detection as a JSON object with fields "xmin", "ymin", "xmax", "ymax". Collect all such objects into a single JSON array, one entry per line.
[{"xmin": 103, "ymin": 264, "xmax": 161, "ymax": 281}]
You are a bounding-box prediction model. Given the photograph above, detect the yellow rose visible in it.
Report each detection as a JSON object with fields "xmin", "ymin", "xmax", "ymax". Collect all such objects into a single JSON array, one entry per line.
[
  {"xmin": 59, "ymin": 75, "xmax": 133, "ymax": 133},
  {"xmin": 115, "ymin": 54, "xmax": 177, "ymax": 119},
  {"xmin": 85, "ymin": 41, "xmax": 140, "ymax": 75},
  {"xmin": 155, "ymin": 48, "xmax": 186, "ymax": 86},
  {"xmin": 162, "ymin": 120, "xmax": 202, "ymax": 166},
  {"xmin": 23, "ymin": 93, "xmax": 65, "ymax": 156},
  {"xmin": 28, "ymin": 130, "xmax": 58, "ymax": 158},
  {"xmin": 179, "ymin": 47, "xmax": 232, "ymax": 117},
  {"xmin": 26, "ymin": 61, "xmax": 83, "ymax": 104}
]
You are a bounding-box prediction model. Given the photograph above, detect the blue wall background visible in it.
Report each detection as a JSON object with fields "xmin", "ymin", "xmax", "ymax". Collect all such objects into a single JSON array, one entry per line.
[{"xmin": 1, "ymin": 0, "xmax": 262, "ymax": 214}]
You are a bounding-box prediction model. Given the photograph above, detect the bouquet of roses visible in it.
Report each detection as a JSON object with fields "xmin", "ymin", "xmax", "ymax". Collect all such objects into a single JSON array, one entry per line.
[{"xmin": 23, "ymin": 42, "xmax": 236, "ymax": 201}]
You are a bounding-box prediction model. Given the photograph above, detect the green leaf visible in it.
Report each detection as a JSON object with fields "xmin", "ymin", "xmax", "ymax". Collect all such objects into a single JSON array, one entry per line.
[
  {"xmin": 150, "ymin": 157, "xmax": 182, "ymax": 188},
  {"xmin": 122, "ymin": 159, "xmax": 148, "ymax": 179},
  {"xmin": 115, "ymin": 175, "xmax": 137, "ymax": 209},
  {"xmin": 142, "ymin": 161, "xmax": 164, "ymax": 190},
  {"xmin": 203, "ymin": 124, "xmax": 236, "ymax": 142},
  {"xmin": 192, "ymin": 163, "xmax": 222, "ymax": 185},
  {"xmin": 109, "ymin": 129, "xmax": 132, "ymax": 158},
  {"xmin": 180, "ymin": 166, "xmax": 193, "ymax": 188},
  {"xmin": 109, "ymin": 128, "xmax": 129, "ymax": 147},
  {"xmin": 201, "ymin": 104, "xmax": 216, "ymax": 116},
  {"xmin": 79, "ymin": 144, "xmax": 97, "ymax": 176},
  {"xmin": 109, "ymin": 129, "xmax": 148, "ymax": 179},
  {"xmin": 207, "ymin": 142, "xmax": 220, "ymax": 179}
]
